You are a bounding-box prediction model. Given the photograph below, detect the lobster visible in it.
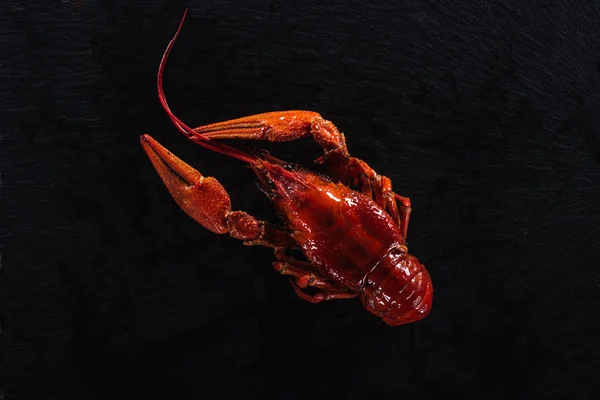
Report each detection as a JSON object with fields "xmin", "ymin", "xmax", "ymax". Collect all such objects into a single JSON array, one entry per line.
[{"xmin": 141, "ymin": 9, "xmax": 433, "ymax": 326}]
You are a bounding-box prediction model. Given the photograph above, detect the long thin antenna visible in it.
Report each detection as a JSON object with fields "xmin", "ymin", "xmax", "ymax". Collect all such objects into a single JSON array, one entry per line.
[{"xmin": 158, "ymin": 8, "xmax": 256, "ymax": 165}]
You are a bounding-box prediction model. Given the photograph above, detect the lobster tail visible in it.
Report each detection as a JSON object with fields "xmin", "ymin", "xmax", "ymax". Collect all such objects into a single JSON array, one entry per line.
[{"xmin": 360, "ymin": 246, "xmax": 433, "ymax": 326}]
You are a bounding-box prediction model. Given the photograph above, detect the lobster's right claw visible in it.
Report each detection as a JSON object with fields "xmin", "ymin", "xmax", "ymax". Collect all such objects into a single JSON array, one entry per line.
[{"xmin": 191, "ymin": 110, "xmax": 345, "ymax": 152}]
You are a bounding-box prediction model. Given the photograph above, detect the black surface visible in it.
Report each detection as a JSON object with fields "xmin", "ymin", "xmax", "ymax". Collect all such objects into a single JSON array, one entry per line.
[{"xmin": 2, "ymin": 1, "xmax": 600, "ymax": 399}]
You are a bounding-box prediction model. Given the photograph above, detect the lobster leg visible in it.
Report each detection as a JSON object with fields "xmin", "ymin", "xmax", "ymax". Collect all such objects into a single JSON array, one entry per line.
[
  {"xmin": 290, "ymin": 280, "xmax": 360, "ymax": 303},
  {"xmin": 273, "ymin": 261, "xmax": 332, "ymax": 290},
  {"xmin": 335, "ymin": 157, "xmax": 412, "ymax": 242},
  {"xmin": 141, "ymin": 134, "xmax": 296, "ymax": 248},
  {"xmin": 190, "ymin": 111, "xmax": 411, "ymax": 240},
  {"xmin": 273, "ymin": 257, "xmax": 358, "ymax": 303}
]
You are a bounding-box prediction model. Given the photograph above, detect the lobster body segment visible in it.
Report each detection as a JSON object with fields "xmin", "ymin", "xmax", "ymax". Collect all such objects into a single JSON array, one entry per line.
[
  {"xmin": 252, "ymin": 160, "xmax": 433, "ymax": 325},
  {"xmin": 254, "ymin": 160, "xmax": 402, "ymax": 290},
  {"xmin": 141, "ymin": 9, "xmax": 433, "ymax": 326}
]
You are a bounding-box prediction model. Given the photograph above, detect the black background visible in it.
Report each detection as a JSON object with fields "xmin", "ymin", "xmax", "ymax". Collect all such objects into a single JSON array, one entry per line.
[{"xmin": 2, "ymin": 1, "xmax": 600, "ymax": 399}]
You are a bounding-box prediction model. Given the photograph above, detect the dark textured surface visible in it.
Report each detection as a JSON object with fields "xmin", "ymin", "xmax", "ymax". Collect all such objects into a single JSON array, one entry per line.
[{"xmin": 2, "ymin": 1, "xmax": 600, "ymax": 399}]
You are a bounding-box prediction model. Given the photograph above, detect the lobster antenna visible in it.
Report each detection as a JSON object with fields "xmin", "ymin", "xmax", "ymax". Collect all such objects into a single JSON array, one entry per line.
[{"xmin": 158, "ymin": 8, "xmax": 257, "ymax": 165}]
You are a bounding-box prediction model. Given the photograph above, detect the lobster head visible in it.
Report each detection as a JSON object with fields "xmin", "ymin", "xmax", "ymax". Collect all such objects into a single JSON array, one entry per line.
[{"xmin": 360, "ymin": 246, "xmax": 433, "ymax": 326}]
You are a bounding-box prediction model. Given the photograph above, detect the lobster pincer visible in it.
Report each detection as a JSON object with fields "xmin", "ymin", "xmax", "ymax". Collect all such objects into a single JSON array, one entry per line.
[{"xmin": 141, "ymin": 134, "xmax": 295, "ymax": 248}]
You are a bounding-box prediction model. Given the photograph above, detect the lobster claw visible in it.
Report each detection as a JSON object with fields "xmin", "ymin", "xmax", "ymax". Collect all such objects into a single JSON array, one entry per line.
[{"xmin": 140, "ymin": 134, "xmax": 232, "ymax": 234}]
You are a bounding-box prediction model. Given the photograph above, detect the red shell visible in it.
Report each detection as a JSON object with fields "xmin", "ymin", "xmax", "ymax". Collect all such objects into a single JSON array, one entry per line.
[{"xmin": 255, "ymin": 160, "xmax": 433, "ymax": 325}]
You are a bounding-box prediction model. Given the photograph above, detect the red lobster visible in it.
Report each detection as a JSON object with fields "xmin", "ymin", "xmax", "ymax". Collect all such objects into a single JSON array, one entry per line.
[{"xmin": 141, "ymin": 10, "xmax": 433, "ymax": 326}]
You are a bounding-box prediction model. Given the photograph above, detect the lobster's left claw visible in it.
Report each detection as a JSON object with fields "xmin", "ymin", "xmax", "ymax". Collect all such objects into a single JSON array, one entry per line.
[
  {"xmin": 140, "ymin": 134, "xmax": 233, "ymax": 234},
  {"xmin": 141, "ymin": 134, "xmax": 205, "ymax": 190},
  {"xmin": 141, "ymin": 135, "xmax": 298, "ymax": 247}
]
